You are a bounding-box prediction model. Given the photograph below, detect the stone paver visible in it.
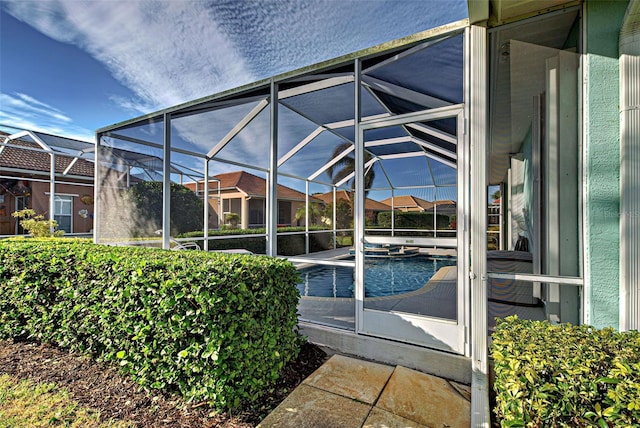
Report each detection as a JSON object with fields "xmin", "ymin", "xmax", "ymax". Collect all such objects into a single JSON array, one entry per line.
[
  {"xmin": 303, "ymin": 354, "xmax": 394, "ymax": 404},
  {"xmin": 363, "ymin": 407, "xmax": 428, "ymax": 428},
  {"xmin": 376, "ymin": 366, "xmax": 470, "ymax": 428},
  {"xmin": 259, "ymin": 354, "xmax": 471, "ymax": 428},
  {"xmin": 258, "ymin": 384, "xmax": 370, "ymax": 428}
]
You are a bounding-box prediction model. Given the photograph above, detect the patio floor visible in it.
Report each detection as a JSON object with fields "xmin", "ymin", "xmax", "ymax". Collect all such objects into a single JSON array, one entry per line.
[{"xmin": 258, "ymin": 354, "xmax": 471, "ymax": 428}]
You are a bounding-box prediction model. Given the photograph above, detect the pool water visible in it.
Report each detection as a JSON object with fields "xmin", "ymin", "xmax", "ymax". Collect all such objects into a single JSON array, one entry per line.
[{"xmin": 297, "ymin": 256, "xmax": 457, "ymax": 298}]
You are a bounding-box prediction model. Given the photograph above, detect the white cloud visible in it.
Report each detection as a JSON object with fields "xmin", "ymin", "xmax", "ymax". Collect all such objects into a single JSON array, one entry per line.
[
  {"xmin": 1, "ymin": 0, "xmax": 466, "ymax": 156},
  {"xmin": 1, "ymin": 93, "xmax": 72, "ymax": 123},
  {"xmin": 4, "ymin": 0, "xmax": 255, "ymax": 113},
  {"xmin": 0, "ymin": 92, "xmax": 94, "ymax": 142}
]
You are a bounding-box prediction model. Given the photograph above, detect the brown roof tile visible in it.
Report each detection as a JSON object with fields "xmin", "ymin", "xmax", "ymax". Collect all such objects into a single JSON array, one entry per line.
[
  {"xmin": 380, "ymin": 195, "xmax": 434, "ymax": 210},
  {"xmin": 0, "ymin": 133, "xmax": 94, "ymax": 178},
  {"xmin": 314, "ymin": 190, "xmax": 390, "ymax": 211},
  {"xmin": 192, "ymin": 170, "xmax": 322, "ymax": 202}
]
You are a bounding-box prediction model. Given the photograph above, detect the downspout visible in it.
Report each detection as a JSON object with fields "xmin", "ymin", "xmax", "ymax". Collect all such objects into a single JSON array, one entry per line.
[{"xmin": 620, "ymin": 0, "xmax": 640, "ymax": 331}]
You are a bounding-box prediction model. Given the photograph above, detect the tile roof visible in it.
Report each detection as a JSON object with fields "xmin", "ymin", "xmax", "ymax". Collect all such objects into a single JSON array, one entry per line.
[
  {"xmin": 194, "ymin": 170, "xmax": 322, "ymax": 202},
  {"xmin": 314, "ymin": 190, "xmax": 391, "ymax": 211},
  {"xmin": 0, "ymin": 132, "xmax": 94, "ymax": 178},
  {"xmin": 380, "ymin": 195, "xmax": 434, "ymax": 210}
]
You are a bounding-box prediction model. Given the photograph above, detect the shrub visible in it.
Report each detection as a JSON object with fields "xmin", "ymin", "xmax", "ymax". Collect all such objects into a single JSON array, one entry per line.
[
  {"xmin": 126, "ymin": 181, "xmax": 204, "ymax": 236},
  {"xmin": 377, "ymin": 211, "xmax": 451, "ymax": 229},
  {"xmin": 178, "ymin": 227, "xmax": 334, "ymax": 255},
  {"xmin": 11, "ymin": 209, "xmax": 64, "ymax": 237},
  {"xmin": 0, "ymin": 240, "xmax": 302, "ymax": 410},
  {"xmin": 491, "ymin": 316, "xmax": 640, "ymax": 427}
]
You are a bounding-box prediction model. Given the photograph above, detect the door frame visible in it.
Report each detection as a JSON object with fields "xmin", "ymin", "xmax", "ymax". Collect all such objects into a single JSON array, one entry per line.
[{"xmin": 354, "ymin": 105, "xmax": 469, "ymax": 354}]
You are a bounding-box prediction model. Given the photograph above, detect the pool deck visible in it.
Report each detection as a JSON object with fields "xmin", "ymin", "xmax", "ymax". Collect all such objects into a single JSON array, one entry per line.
[
  {"xmin": 297, "ymin": 260, "xmax": 458, "ymax": 328},
  {"xmin": 289, "ymin": 246, "xmax": 457, "ymax": 266}
]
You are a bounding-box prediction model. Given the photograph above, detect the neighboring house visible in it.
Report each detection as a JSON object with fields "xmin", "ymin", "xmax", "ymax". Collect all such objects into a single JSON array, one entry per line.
[
  {"xmin": 0, "ymin": 131, "xmax": 95, "ymax": 236},
  {"xmin": 313, "ymin": 189, "xmax": 390, "ymax": 225},
  {"xmin": 381, "ymin": 195, "xmax": 434, "ymax": 212},
  {"xmin": 185, "ymin": 170, "xmax": 323, "ymax": 229}
]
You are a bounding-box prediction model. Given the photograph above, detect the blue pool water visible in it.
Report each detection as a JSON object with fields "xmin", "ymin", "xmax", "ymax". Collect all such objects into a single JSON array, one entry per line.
[{"xmin": 297, "ymin": 256, "xmax": 457, "ymax": 298}]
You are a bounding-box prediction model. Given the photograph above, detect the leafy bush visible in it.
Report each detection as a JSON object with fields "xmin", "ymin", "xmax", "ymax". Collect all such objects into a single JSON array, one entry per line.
[
  {"xmin": 377, "ymin": 211, "xmax": 451, "ymax": 229},
  {"xmin": 178, "ymin": 227, "xmax": 334, "ymax": 255},
  {"xmin": 0, "ymin": 240, "xmax": 302, "ymax": 410},
  {"xmin": 491, "ymin": 316, "xmax": 640, "ymax": 427},
  {"xmin": 11, "ymin": 209, "xmax": 64, "ymax": 237},
  {"xmin": 126, "ymin": 181, "xmax": 204, "ymax": 235}
]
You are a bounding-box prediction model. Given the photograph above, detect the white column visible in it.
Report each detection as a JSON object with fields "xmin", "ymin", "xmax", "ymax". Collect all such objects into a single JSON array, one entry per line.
[
  {"xmin": 162, "ymin": 113, "xmax": 171, "ymax": 249},
  {"xmin": 49, "ymin": 153, "xmax": 56, "ymax": 234},
  {"xmin": 620, "ymin": 0, "xmax": 640, "ymax": 331},
  {"xmin": 354, "ymin": 58, "xmax": 364, "ymax": 332},
  {"xmin": 204, "ymin": 160, "xmax": 209, "ymax": 251},
  {"xmin": 266, "ymin": 79, "xmax": 279, "ymax": 256},
  {"xmin": 469, "ymin": 24, "xmax": 490, "ymax": 428},
  {"xmin": 93, "ymin": 135, "xmax": 101, "ymax": 243}
]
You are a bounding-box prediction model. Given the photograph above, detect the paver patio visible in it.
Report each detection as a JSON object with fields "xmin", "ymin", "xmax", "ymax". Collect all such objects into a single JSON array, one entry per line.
[{"xmin": 258, "ymin": 354, "xmax": 471, "ymax": 428}]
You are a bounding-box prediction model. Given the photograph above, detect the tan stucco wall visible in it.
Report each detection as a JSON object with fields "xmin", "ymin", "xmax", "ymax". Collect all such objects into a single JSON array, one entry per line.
[{"xmin": 2, "ymin": 180, "xmax": 94, "ymax": 235}]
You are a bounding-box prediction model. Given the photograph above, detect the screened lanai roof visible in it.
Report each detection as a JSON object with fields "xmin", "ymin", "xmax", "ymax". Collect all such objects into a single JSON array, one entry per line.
[
  {"xmin": 0, "ymin": 129, "xmax": 95, "ymax": 177},
  {"xmin": 97, "ymin": 18, "xmax": 470, "ymax": 198},
  {"xmin": 0, "ymin": 129, "xmax": 94, "ymax": 158}
]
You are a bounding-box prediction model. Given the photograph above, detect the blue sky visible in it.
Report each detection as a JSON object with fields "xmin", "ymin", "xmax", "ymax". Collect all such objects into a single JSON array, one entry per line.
[{"xmin": 0, "ymin": 1, "xmax": 467, "ymax": 143}]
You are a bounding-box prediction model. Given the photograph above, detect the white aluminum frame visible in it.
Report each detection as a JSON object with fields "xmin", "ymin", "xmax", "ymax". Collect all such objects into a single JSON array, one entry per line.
[{"xmin": 356, "ymin": 104, "xmax": 467, "ymax": 354}]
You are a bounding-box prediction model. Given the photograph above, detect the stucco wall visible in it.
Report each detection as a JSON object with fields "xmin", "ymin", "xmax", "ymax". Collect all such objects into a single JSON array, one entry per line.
[
  {"xmin": 26, "ymin": 181, "xmax": 94, "ymax": 234},
  {"xmin": 584, "ymin": 0, "xmax": 629, "ymax": 329}
]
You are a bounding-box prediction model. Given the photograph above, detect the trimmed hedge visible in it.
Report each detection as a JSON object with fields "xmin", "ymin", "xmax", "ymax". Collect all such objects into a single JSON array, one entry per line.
[
  {"xmin": 0, "ymin": 239, "xmax": 302, "ymax": 409},
  {"xmin": 179, "ymin": 227, "xmax": 334, "ymax": 255},
  {"xmin": 491, "ymin": 316, "xmax": 640, "ymax": 427},
  {"xmin": 377, "ymin": 211, "xmax": 451, "ymax": 229}
]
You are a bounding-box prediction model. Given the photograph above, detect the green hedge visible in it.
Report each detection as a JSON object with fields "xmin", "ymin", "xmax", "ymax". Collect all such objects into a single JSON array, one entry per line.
[
  {"xmin": 0, "ymin": 239, "xmax": 302, "ymax": 409},
  {"xmin": 179, "ymin": 227, "xmax": 334, "ymax": 255},
  {"xmin": 491, "ymin": 316, "xmax": 640, "ymax": 427},
  {"xmin": 377, "ymin": 211, "xmax": 451, "ymax": 229}
]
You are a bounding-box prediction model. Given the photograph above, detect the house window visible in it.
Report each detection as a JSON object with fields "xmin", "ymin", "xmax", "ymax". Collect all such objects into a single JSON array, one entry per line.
[
  {"xmin": 15, "ymin": 196, "xmax": 28, "ymax": 234},
  {"xmin": 278, "ymin": 201, "xmax": 291, "ymax": 226},
  {"xmin": 249, "ymin": 199, "xmax": 264, "ymax": 227},
  {"xmin": 54, "ymin": 195, "xmax": 73, "ymax": 233}
]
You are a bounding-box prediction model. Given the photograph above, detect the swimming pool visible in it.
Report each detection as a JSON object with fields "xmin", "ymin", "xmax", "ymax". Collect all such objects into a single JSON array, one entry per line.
[{"xmin": 297, "ymin": 256, "xmax": 457, "ymax": 298}]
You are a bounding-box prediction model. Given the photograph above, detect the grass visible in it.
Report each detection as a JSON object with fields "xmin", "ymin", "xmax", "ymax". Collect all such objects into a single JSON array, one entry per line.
[{"xmin": 0, "ymin": 374, "xmax": 131, "ymax": 428}]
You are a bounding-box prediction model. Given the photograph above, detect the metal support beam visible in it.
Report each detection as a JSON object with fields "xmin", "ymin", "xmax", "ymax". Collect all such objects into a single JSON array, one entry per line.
[
  {"xmin": 62, "ymin": 157, "xmax": 79, "ymax": 176},
  {"xmin": 49, "ymin": 153, "xmax": 56, "ymax": 234},
  {"xmin": 266, "ymin": 80, "xmax": 278, "ymax": 256},
  {"xmin": 207, "ymin": 99, "xmax": 269, "ymax": 158},
  {"xmin": 279, "ymin": 75, "xmax": 354, "ymax": 99},
  {"xmin": 162, "ymin": 113, "xmax": 172, "ymax": 250},
  {"xmin": 354, "ymin": 58, "xmax": 364, "ymax": 333},
  {"xmin": 362, "ymin": 75, "xmax": 453, "ymax": 110},
  {"xmin": 333, "ymin": 186, "xmax": 337, "ymax": 249},
  {"xmin": 93, "ymin": 135, "xmax": 101, "ymax": 243},
  {"xmin": 308, "ymin": 145, "xmax": 355, "ymax": 181},
  {"xmin": 305, "ymin": 180, "xmax": 310, "ymax": 254},
  {"xmin": 204, "ymin": 159, "xmax": 210, "ymax": 251},
  {"xmin": 278, "ymin": 127, "xmax": 323, "ymax": 167}
]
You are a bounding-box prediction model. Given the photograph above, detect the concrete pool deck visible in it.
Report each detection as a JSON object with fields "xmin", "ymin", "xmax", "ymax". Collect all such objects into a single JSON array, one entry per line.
[
  {"xmin": 258, "ymin": 353, "xmax": 471, "ymax": 428},
  {"xmin": 297, "ymin": 264, "xmax": 459, "ymax": 328}
]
